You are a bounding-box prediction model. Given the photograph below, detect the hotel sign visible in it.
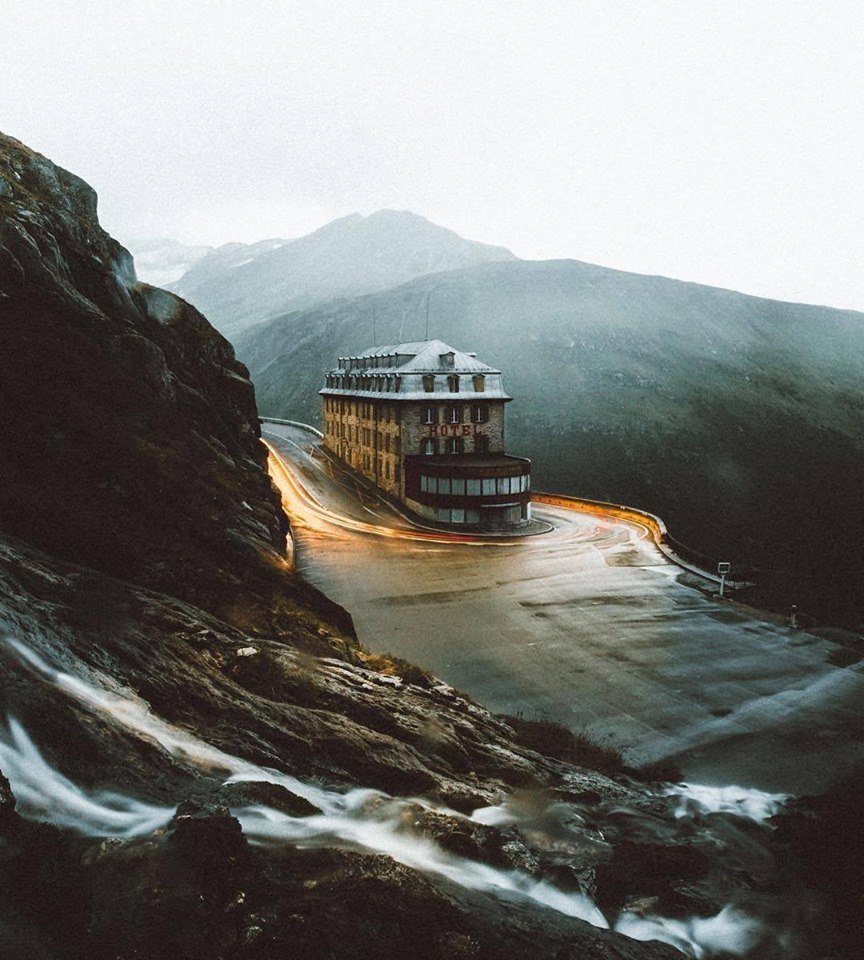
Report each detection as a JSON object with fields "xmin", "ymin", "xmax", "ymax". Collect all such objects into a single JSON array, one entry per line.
[{"xmin": 426, "ymin": 424, "xmax": 486, "ymax": 437}]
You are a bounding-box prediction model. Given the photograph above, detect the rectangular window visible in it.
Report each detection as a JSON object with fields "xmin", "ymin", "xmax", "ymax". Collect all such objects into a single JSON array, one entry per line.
[
  {"xmin": 451, "ymin": 508, "xmax": 465, "ymax": 524},
  {"xmin": 466, "ymin": 478, "xmax": 481, "ymax": 496},
  {"xmin": 466, "ymin": 509, "xmax": 480, "ymax": 524},
  {"xmin": 482, "ymin": 478, "xmax": 495, "ymax": 496},
  {"xmin": 422, "ymin": 438, "xmax": 436, "ymax": 455},
  {"xmin": 428, "ymin": 476, "xmax": 438, "ymax": 494},
  {"xmin": 438, "ymin": 477, "xmax": 451, "ymax": 495},
  {"xmin": 394, "ymin": 463, "xmax": 401, "ymax": 483},
  {"xmin": 451, "ymin": 477, "xmax": 466, "ymax": 496},
  {"xmin": 423, "ymin": 375, "xmax": 435, "ymax": 393},
  {"xmin": 423, "ymin": 406, "xmax": 436, "ymax": 424},
  {"xmin": 448, "ymin": 375, "xmax": 460, "ymax": 393},
  {"xmin": 446, "ymin": 437, "xmax": 464, "ymax": 454},
  {"xmin": 437, "ymin": 507, "xmax": 450, "ymax": 522},
  {"xmin": 472, "ymin": 375, "xmax": 485, "ymax": 392},
  {"xmin": 497, "ymin": 477, "xmax": 509, "ymax": 495},
  {"xmin": 472, "ymin": 405, "xmax": 489, "ymax": 423},
  {"xmin": 449, "ymin": 406, "xmax": 462, "ymax": 424},
  {"xmin": 420, "ymin": 475, "xmax": 428, "ymax": 493}
]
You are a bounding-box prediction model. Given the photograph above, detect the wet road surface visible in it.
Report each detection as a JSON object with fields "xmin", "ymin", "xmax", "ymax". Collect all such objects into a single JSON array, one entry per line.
[{"xmin": 264, "ymin": 423, "xmax": 864, "ymax": 794}]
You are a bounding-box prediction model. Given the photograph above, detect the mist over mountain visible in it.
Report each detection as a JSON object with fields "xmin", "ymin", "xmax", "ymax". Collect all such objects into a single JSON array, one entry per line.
[
  {"xmin": 171, "ymin": 210, "xmax": 517, "ymax": 337},
  {"xmin": 236, "ymin": 258, "xmax": 864, "ymax": 628},
  {"xmin": 130, "ymin": 237, "xmax": 213, "ymax": 286}
]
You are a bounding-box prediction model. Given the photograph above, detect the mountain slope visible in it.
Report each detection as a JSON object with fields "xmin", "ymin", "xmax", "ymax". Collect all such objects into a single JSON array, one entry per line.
[
  {"xmin": 235, "ymin": 258, "xmax": 864, "ymax": 628},
  {"xmin": 171, "ymin": 210, "xmax": 517, "ymax": 337}
]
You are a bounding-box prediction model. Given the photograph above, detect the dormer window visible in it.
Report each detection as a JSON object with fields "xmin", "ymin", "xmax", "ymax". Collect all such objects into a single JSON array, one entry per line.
[
  {"xmin": 447, "ymin": 375, "xmax": 460, "ymax": 393},
  {"xmin": 423, "ymin": 375, "xmax": 435, "ymax": 393},
  {"xmin": 440, "ymin": 351, "xmax": 456, "ymax": 368},
  {"xmin": 473, "ymin": 374, "xmax": 485, "ymax": 392}
]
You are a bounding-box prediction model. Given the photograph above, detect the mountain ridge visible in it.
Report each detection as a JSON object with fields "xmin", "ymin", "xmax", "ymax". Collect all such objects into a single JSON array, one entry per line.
[{"xmin": 170, "ymin": 208, "xmax": 517, "ymax": 337}]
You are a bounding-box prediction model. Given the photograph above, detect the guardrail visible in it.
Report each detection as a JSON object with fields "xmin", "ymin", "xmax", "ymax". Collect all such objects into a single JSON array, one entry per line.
[
  {"xmin": 532, "ymin": 491, "xmax": 756, "ymax": 589},
  {"xmin": 259, "ymin": 417, "xmax": 324, "ymax": 439}
]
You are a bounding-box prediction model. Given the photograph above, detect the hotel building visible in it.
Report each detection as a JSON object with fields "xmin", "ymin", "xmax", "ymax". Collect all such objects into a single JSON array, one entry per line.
[{"xmin": 320, "ymin": 340, "xmax": 531, "ymax": 530}]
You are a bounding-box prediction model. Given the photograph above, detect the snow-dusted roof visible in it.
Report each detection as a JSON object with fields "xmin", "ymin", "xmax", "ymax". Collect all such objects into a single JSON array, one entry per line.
[
  {"xmin": 342, "ymin": 340, "xmax": 499, "ymax": 374},
  {"xmin": 321, "ymin": 339, "xmax": 511, "ymax": 401}
]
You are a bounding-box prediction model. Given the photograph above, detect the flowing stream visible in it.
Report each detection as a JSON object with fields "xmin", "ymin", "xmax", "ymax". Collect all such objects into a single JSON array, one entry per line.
[{"xmin": 1, "ymin": 636, "xmax": 786, "ymax": 958}]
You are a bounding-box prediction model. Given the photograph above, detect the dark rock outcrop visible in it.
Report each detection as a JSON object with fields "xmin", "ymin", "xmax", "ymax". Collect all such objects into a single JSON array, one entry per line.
[{"xmin": 0, "ymin": 131, "xmax": 347, "ymax": 644}]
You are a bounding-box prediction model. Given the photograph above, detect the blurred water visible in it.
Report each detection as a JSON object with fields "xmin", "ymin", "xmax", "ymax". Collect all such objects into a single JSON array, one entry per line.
[{"xmin": 1, "ymin": 636, "xmax": 786, "ymax": 957}]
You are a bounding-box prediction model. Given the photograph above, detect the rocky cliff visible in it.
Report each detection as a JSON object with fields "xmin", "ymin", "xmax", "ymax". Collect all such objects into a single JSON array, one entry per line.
[{"xmin": 0, "ymin": 132, "xmax": 348, "ymax": 642}]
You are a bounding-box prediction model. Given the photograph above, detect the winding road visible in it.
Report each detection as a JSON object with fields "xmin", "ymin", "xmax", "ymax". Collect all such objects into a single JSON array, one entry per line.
[{"xmin": 264, "ymin": 422, "xmax": 864, "ymax": 794}]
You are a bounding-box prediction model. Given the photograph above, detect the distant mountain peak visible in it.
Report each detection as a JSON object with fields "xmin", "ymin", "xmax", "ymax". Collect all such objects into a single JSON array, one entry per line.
[{"xmin": 171, "ymin": 210, "xmax": 517, "ymax": 338}]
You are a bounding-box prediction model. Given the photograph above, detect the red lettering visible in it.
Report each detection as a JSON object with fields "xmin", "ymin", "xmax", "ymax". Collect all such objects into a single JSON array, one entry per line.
[{"xmin": 462, "ymin": 425, "xmax": 470, "ymax": 436}]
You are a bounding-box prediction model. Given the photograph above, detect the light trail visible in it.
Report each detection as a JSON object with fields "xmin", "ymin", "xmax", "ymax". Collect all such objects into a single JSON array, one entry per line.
[
  {"xmin": 263, "ymin": 434, "xmax": 648, "ymax": 553},
  {"xmin": 265, "ymin": 439, "xmax": 514, "ymax": 547}
]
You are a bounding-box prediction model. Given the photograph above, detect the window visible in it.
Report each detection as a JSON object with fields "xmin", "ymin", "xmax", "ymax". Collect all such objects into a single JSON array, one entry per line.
[
  {"xmin": 466, "ymin": 478, "xmax": 481, "ymax": 496},
  {"xmin": 437, "ymin": 507, "xmax": 450, "ymax": 522},
  {"xmin": 422, "ymin": 438, "xmax": 437, "ymax": 455},
  {"xmin": 420, "ymin": 475, "xmax": 428, "ymax": 493},
  {"xmin": 472, "ymin": 405, "xmax": 489, "ymax": 423},
  {"xmin": 446, "ymin": 437, "xmax": 464, "ymax": 454},
  {"xmin": 466, "ymin": 509, "xmax": 480, "ymax": 524},
  {"xmin": 497, "ymin": 477, "xmax": 510, "ymax": 495},
  {"xmin": 427, "ymin": 476, "xmax": 438, "ymax": 494},
  {"xmin": 423, "ymin": 375, "xmax": 435, "ymax": 393},
  {"xmin": 451, "ymin": 508, "xmax": 465, "ymax": 524},
  {"xmin": 451, "ymin": 477, "xmax": 466, "ymax": 496},
  {"xmin": 447, "ymin": 375, "xmax": 460, "ymax": 393},
  {"xmin": 438, "ymin": 477, "xmax": 451, "ymax": 495},
  {"xmin": 475, "ymin": 435, "xmax": 489, "ymax": 454},
  {"xmin": 473, "ymin": 375, "xmax": 485, "ymax": 392},
  {"xmin": 448, "ymin": 406, "xmax": 462, "ymax": 424},
  {"xmin": 482, "ymin": 478, "xmax": 495, "ymax": 495},
  {"xmin": 394, "ymin": 463, "xmax": 401, "ymax": 483},
  {"xmin": 423, "ymin": 406, "xmax": 437, "ymax": 425}
]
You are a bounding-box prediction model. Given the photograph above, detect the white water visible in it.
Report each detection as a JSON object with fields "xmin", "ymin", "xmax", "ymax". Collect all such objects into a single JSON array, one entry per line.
[
  {"xmin": 615, "ymin": 906, "xmax": 765, "ymax": 960},
  {"xmin": 667, "ymin": 782, "xmax": 789, "ymax": 823},
  {"xmin": 1, "ymin": 636, "xmax": 779, "ymax": 956}
]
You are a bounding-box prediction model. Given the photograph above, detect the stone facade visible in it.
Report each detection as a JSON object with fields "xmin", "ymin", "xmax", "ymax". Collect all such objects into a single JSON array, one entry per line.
[{"xmin": 321, "ymin": 340, "xmax": 530, "ymax": 530}]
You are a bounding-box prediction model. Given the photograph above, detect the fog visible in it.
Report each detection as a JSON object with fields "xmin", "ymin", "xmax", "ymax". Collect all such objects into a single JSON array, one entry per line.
[{"xmin": 2, "ymin": 0, "xmax": 862, "ymax": 309}]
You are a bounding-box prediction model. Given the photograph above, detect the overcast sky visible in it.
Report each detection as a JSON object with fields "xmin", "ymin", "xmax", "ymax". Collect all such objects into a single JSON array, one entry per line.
[{"xmin": 3, "ymin": 1, "xmax": 863, "ymax": 309}]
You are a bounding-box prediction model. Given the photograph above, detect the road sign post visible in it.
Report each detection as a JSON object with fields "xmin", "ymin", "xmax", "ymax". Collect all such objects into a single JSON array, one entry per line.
[{"xmin": 717, "ymin": 562, "xmax": 731, "ymax": 598}]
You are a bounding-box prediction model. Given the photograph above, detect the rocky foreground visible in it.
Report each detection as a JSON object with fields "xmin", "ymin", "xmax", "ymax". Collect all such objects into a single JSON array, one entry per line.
[{"xmin": 0, "ymin": 131, "xmax": 859, "ymax": 959}]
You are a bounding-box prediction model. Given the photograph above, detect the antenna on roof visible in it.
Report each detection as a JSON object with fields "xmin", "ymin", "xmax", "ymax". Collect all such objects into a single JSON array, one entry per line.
[
  {"xmin": 425, "ymin": 291, "xmax": 430, "ymax": 340},
  {"xmin": 373, "ymin": 306, "xmax": 376, "ymax": 345}
]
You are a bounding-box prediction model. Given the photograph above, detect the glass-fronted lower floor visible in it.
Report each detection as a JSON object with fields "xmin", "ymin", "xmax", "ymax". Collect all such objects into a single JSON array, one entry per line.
[{"xmin": 403, "ymin": 454, "xmax": 532, "ymax": 530}]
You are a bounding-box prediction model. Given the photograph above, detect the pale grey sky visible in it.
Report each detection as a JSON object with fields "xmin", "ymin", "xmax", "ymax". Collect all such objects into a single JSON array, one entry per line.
[{"xmin": 3, "ymin": 0, "xmax": 863, "ymax": 309}]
